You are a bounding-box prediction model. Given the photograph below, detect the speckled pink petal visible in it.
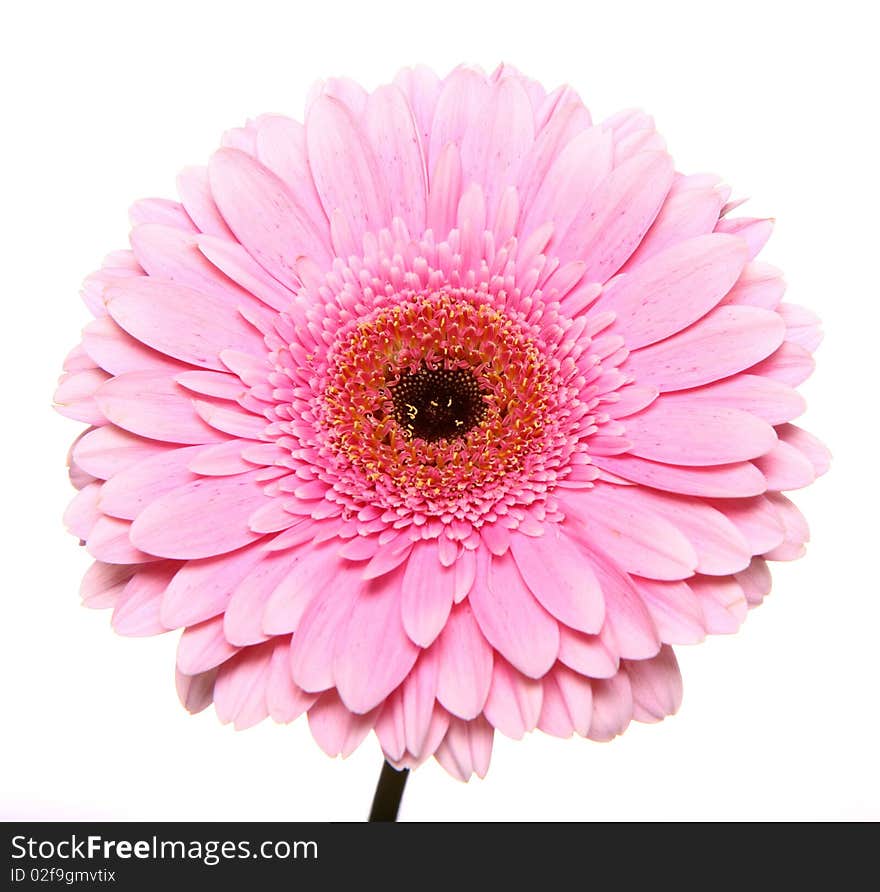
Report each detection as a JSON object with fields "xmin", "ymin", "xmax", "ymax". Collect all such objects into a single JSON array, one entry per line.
[
  {"xmin": 160, "ymin": 545, "xmax": 265, "ymax": 629},
  {"xmin": 365, "ymin": 85, "xmax": 427, "ymax": 237},
  {"xmin": 624, "ymin": 305, "xmax": 786, "ymax": 391},
  {"xmin": 597, "ymin": 233, "xmax": 748, "ymax": 349},
  {"xmin": 558, "ymin": 150, "xmax": 674, "ymax": 279},
  {"xmin": 209, "ymin": 147, "xmax": 331, "ymax": 287},
  {"xmin": 306, "ymin": 96, "xmax": 392, "ymax": 247}
]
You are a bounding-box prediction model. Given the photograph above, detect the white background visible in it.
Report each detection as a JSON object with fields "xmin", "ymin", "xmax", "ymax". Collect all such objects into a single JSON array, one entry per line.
[{"xmin": 3, "ymin": 0, "xmax": 877, "ymax": 821}]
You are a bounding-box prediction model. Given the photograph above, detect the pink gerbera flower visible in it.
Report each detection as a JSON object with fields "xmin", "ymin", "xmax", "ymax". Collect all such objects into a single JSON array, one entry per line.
[{"xmin": 56, "ymin": 63, "xmax": 828, "ymax": 787}]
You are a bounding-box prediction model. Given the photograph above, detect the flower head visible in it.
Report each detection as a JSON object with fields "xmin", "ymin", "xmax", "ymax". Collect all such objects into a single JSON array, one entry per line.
[{"xmin": 56, "ymin": 64, "xmax": 828, "ymax": 781}]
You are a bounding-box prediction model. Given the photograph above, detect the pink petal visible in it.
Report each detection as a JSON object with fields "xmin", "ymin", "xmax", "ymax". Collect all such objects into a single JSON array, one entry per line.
[
  {"xmin": 561, "ymin": 487, "xmax": 698, "ymax": 581},
  {"xmin": 106, "ymin": 278, "xmax": 264, "ymax": 372},
  {"xmin": 333, "ymin": 567, "xmax": 420, "ymax": 714},
  {"xmin": 460, "ymin": 76, "xmax": 534, "ymax": 223},
  {"xmin": 306, "ymin": 96, "xmax": 391, "ymax": 248},
  {"xmin": 754, "ymin": 438, "xmax": 816, "ymax": 490},
  {"xmin": 666, "ymin": 373, "xmax": 805, "ymax": 425},
  {"xmin": 619, "ymin": 487, "xmax": 752, "ymax": 575},
  {"xmin": 748, "ymin": 341, "xmax": 815, "ymax": 387},
  {"xmin": 483, "ymin": 659, "xmax": 543, "ymax": 739},
  {"xmin": 54, "ymin": 368, "xmax": 110, "ymax": 425},
  {"xmin": 98, "ymin": 445, "xmax": 201, "ymax": 520},
  {"xmin": 87, "ymin": 516, "xmax": 154, "ymax": 564},
  {"xmin": 625, "ymin": 645, "xmax": 683, "ymax": 723},
  {"xmin": 434, "ymin": 715, "xmax": 493, "ymax": 781},
  {"xmin": 197, "ymin": 235, "xmax": 296, "ymax": 313},
  {"xmin": 715, "ymin": 215, "xmax": 773, "ymax": 258},
  {"xmin": 710, "ymin": 496, "xmax": 785, "ymax": 554},
  {"xmin": 254, "ymin": 116, "xmax": 326, "ymax": 231},
  {"xmin": 131, "ymin": 471, "xmax": 269, "ymax": 560},
  {"xmin": 584, "ymin": 548, "xmax": 661, "ymax": 660},
  {"xmin": 523, "ymin": 126, "xmax": 613, "ymax": 246},
  {"xmin": 208, "ymin": 147, "xmax": 331, "ymax": 288},
  {"xmin": 187, "ymin": 439, "xmax": 257, "ymax": 476},
  {"xmin": 175, "ymin": 668, "xmax": 216, "ymax": 714},
  {"xmin": 364, "ymin": 85, "xmax": 427, "ymax": 237},
  {"xmin": 625, "ymin": 305, "xmax": 786, "ymax": 392},
  {"xmin": 426, "ymin": 143, "xmax": 462, "ymax": 239},
  {"xmin": 266, "ymin": 637, "xmax": 317, "ymax": 723},
  {"xmin": 624, "ymin": 401, "xmax": 778, "ymax": 466},
  {"xmin": 508, "ymin": 525, "xmax": 605, "ymax": 633},
  {"xmin": 557, "ymin": 626, "xmax": 619, "ymax": 678},
  {"xmin": 558, "ymin": 151, "xmax": 674, "ymax": 279},
  {"xmin": 393, "ymin": 65, "xmax": 441, "ymax": 160},
  {"xmin": 400, "ymin": 542, "xmax": 456, "ymax": 647},
  {"xmin": 778, "ymin": 302, "xmax": 823, "ymax": 352},
  {"xmin": 596, "ymin": 233, "xmax": 748, "ymax": 349},
  {"xmin": 435, "ymin": 603, "xmax": 493, "ymax": 720},
  {"xmin": 518, "ymin": 99, "xmax": 593, "ymax": 216},
  {"xmin": 64, "ymin": 481, "xmax": 101, "ymax": 540},
  {"xmin": 160, "ymin": 545, "xmax": 265, "ymax": 628},
  {"xmin": 262, "ymin": 540, "xmax": 355, "ymax": 635},
  {"xmin": 777, "ymin": 424, "xmax": 831, "ymax": 476},
  {"xmin": 176, "ymin": 166, "xmax": 234, "ymax": 239},
  {"xmin": 214, "ymin": 642, "xmax": 274, "ymax": 730},
  {"xmin": 94, "ymin": 371, "xmax": 228, "ymax": 445},
  {"xmin": 735, "ymin": 557, "xmax": 772, "ymax": 607},
  {"xmin": 289, "ymin": 582, "xmax": 361, "ymax": 694},
  {"xmin": 537, "ymin": 663, "xmax": 593, "ymax": 737},
  {"xmin": 622, "ymin": 183, "xmax": 726, "ymax": 270},
  {"xmin": 72, "ymin": 425, "xmax": 173, "ymax": 480},
  {"xmin": 222, "ymin": 549, "xmax": 294, "ymax": 646},
  {"xmin": 176, "ymin": 616, "xmax": 240, "ymax": 675},
  {"xmin": 128, "ymin": 224, "xmax": 262, "ymax": 312},
  {"xmin": 427, "ymin": 68, "xmax": 491, "ymax": 177},
  {"xmin": 588, "ymin": 671, "xmax": 633, "ymax": 741},
  {"xmin": 719, "ymin": 261, "xmax": 785, "ymax": 309},
  {"xmin": 82, "ymin": 316, "xmax": 186, "ymax": 376},
  {"xmin": 111, "ymin": 562, "xmax": 178, "ymax": 637},
  {"xmin": 375, "ymin": 689, "xmax": 407, "ymax": 761},
  {"xmin": 591, "ymin": 454, "xmax": 767, "ymax": 498},
  {"xmin": 80, "ymin": 560, "xmax": 138, "ymax": 609},
  {"xmin": 689, "ymin": 576, "xmax": 747, "ymax": 634},
  {"xmin": 633, "ymin": 577, "xmax": 706, "ymax": 644},
  {"xmin": 468, "ymin": 549, "xmax": 559, "ymax": 679},
  {"xmin": 308, "ymin": 691, "xmax": 377, "ymax": 758},
  {"xmin": 401, "ymin": 649, "xmax": 440, "ymax": 758}
]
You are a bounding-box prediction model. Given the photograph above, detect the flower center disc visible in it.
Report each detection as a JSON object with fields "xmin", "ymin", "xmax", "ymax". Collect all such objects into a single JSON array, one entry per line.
[{"xmin": 391, "ymin": 367, "xmax": 486, "ymax": 442}]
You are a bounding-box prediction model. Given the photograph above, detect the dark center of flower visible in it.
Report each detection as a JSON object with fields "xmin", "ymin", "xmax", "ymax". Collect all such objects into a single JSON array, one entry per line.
[{"xmin": 391, "ymin": 366, "xmax": 487, "ymax": 442}]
